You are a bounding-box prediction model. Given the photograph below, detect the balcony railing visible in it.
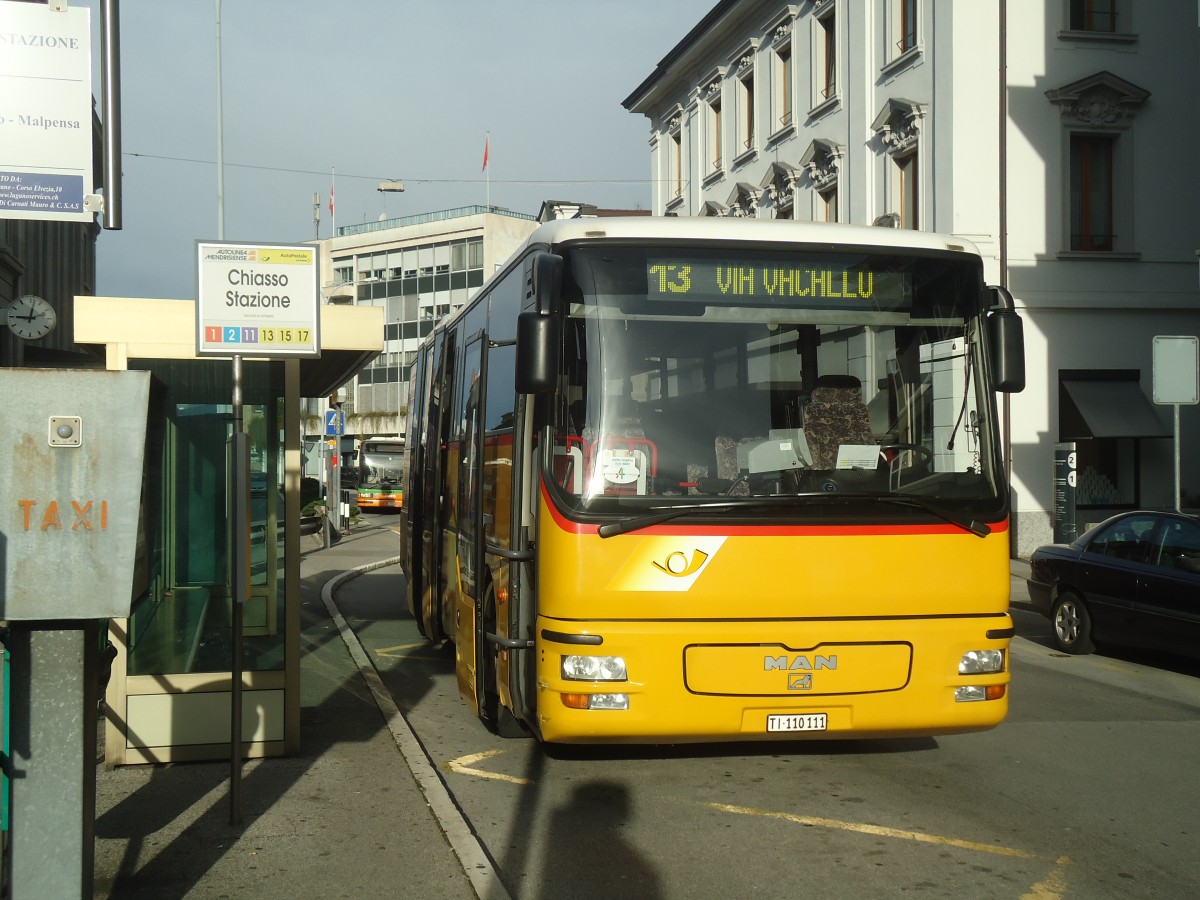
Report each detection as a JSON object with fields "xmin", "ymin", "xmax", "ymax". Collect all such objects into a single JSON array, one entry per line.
[{"xmin": 337, "ymin": 205, "xmax": 535, "ymax": 238}]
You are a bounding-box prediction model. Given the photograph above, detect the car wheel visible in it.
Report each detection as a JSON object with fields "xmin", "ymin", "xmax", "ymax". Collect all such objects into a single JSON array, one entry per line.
[{"xmin": 1050, "ymin": 592, "xmax": 1095, "ymax": 655}]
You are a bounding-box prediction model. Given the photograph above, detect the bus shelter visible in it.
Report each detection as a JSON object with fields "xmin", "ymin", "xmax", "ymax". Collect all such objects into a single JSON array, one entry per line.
[{"xmin": 75, "ymin": 296, "xmax": 382, "ymax": 764}]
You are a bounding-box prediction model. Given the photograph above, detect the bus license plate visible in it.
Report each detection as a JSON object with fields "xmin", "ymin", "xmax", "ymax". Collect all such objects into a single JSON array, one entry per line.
[{"xmin": 767, "ymin": 713, "xmax": 827, "ymax": 733}]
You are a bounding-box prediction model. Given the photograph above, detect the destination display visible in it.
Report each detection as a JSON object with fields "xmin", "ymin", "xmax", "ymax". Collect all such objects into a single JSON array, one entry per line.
[{"xmin": 646, "ymin": 258, "xmax": 910, "ymax": 309}]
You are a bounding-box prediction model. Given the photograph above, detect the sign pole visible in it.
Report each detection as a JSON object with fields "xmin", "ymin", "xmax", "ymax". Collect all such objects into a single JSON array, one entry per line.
[
  {"xmin": 230, "ymin": 354, "xmax": 245, "ymax": 826},
  {"xmin": 196, "ymin": 239, "xmax": 320, "ymax": 829},
  {"xmin": 1151, "ymin": 335, "xmax": 1199, "ymax": 514},
  {"xmin": 1174, "ymin": 403, "xmax": 1182, "ymax": 512}
]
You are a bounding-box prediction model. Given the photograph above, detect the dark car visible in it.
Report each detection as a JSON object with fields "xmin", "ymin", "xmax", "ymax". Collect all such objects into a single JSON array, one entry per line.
[{"xmin": 1027, "ymin": 510, "xmax": 1200, "ymax": 656}]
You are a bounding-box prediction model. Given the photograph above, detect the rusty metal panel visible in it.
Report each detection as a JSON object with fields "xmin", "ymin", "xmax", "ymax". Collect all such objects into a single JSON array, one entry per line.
[{"xmin": 1, "ymin": 368, "xmax": 149, "ymax": 620}]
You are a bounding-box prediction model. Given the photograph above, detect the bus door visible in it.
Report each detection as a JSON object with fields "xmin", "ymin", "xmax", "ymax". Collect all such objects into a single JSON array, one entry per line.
[
  {"xmin": 454, "ymin": 336, "xmax": 486, "ymax": 711},
  {"xmin": 419, "ymin": 327, "xmax": 456, "ymax": 641},
  {"xmin": 401, "ymin": 344, "xmax": 431, "ymax": 627}
]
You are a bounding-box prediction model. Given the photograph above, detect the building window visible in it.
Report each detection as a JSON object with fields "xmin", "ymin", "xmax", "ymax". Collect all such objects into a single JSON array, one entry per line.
[
  {"xmin": 799, "ymin": 138, "xmax": 844, "ymax": 224},
  {"xmin": 871, "ymin": 98, "xmax": 924, "ymax": 229},
  {"xmin": 1046, "ymin": 71, "xmax": 1147, "ymax": 255},
  {"xmin": 707, "ymin": 95, "xmax": 723, "ymax": 173},
  {"xmin": 896, "ymin": 152, "xmax": 918, "ymax": 229},
  {"xmin": 774, "ymin": 42, "xmax": 793, "ymax": 131},
  {"xmin": 819, "ymin": 186, "xmax": 838, "ymax": 223},
  {"xmin": 737, "ymin": 65, "xmax": 755, "ymax": 153},
  {"xmin": 817, "ymin": 10, "xmax": 837, "ymax": 101},
  {"xmin": 1070, "ymin": 0, "xmax": 1117, "ymax": 32},
  {"xmin": 1070, "ymin": 134, "xmax": 1114, "ymax": 251},
  {"xmin": 898, "ymin": 0, "xmax": 918, "ymax": 52},
  {"xmin": 669, "ymin": 128, "xmax": 683, "ymax": 199}
]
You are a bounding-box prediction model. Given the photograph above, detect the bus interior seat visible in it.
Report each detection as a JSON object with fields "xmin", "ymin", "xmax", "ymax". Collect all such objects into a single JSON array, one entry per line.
[{"xmin": 804, "ymin": 375, "xmax": 875, "ymax": 469}]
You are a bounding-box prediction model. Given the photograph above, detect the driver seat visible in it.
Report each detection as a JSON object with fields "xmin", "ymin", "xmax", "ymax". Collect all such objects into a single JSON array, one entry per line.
[{"xmin": 804, "ymin": 375, "xmax": 875, "ymax": 469}]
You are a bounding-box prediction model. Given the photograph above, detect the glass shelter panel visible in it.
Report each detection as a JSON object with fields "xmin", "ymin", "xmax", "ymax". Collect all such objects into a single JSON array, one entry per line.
[{"xmin": 126, "ymin": 359, "xmax": 286, "ymax": 676}]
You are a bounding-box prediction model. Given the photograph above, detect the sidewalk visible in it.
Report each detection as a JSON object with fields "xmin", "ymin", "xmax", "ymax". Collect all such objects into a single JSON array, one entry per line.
[{"xmin": 92, "ymin": 523, "xmax": 480, "ymax": 900}]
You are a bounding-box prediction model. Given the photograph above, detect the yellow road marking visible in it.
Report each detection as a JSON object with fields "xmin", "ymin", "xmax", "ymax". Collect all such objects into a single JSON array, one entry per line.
[
  {"xmin": 1022, "ymin": 855, "xmax": 1071, "ymax": 900},
  {"xmin": 446, "ymin": 749, "xmax": 533, "ymax": 785},
  {"xmin": 709, "ymin": 802, "xmax": 1036, "ymax": 859},
  {"xmin": 375, "ymin": 642, "xmax": 433, "ymax": 659}
]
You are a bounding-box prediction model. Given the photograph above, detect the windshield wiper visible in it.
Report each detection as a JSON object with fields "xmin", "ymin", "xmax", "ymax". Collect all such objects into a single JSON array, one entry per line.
[
  {"xmin": 595, "ymin": 493, "xmax": 990, "ymax": 538},
  {"xmin": 596, "ymin": 498, "xmax": 802, "ymax": 538},
  {"xmin": 852, "ymin": 494, "xmax": 991, "ymax": 538}
]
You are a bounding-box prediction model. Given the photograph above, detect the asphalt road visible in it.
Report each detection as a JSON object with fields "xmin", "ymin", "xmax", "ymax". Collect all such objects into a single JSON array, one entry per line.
[{"xmin": 344, "ymin": 514, "xmax": 1200, "ymax": 899}]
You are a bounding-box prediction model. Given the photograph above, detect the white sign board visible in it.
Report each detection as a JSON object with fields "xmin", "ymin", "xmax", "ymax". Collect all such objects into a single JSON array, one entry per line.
[
  {"xmin": 0, "ymin": 1, "xmax": 95, "ymax": 223},
  {"xmin": 196, "ymin": 241, "xmax": 320, "ymax": 358},
  {"xmin": 1152, "ymin": 335, "xmax": 1199, "ymax": 405}
]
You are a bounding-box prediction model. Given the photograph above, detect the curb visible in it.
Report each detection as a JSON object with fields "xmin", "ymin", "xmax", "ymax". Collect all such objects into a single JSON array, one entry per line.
[{"xmin": 320, "ymin": 559, "xmax": 511, "ymax": 900}]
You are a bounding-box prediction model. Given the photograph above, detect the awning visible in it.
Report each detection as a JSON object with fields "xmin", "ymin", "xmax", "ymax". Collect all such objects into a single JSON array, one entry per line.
[
  {"xmin": 1061, "ymin": 379, "xmax": 1170, "ymax": 439},
  {"xmin": 74, "ymin": 296, "xmax": 384, "ymax": 399}
]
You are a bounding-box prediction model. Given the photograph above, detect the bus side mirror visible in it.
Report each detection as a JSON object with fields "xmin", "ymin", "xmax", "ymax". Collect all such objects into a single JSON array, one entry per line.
[
  {"xmin": 532, "ymin": 252, "xmax": 563, "ymax": 315},
  {"xmin": 516, "ymin": 311, "xmax": 559, "ymax": 394},
  {"xmin": 988, "ymin": 307, "xmax": 1025, "ymax": 394}
]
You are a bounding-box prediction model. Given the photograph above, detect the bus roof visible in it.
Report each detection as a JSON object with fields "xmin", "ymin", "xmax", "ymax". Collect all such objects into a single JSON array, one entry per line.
[{"xmin": 516, "ymin": 217, "xmax": 983, "ymax": 259}]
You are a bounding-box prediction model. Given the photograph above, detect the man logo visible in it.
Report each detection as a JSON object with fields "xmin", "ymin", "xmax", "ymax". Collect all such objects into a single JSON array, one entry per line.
[
  {"xmin": 789, "ymin": 673, "xmax": 813, "ymax": 691},
  {"xmin": 651, "ymin": 549, "xmax": 709, "ymax": 577}
]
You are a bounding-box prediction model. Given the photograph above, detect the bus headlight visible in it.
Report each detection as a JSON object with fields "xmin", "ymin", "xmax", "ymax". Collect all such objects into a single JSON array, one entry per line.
[
  {"xmin": 956, "ymin": 685, "xmax": 1007, "ymax": 702},
  {"xmin": 958, "ymin": 649, "xmax": 1005, "ymax": 675},
  {"xmin": 562, "ymin": 655, "xmax": 628, "ymax": 681},
  {"xmin": 561, "ymin": 692, "xmax": 630, "ymax": 710}
]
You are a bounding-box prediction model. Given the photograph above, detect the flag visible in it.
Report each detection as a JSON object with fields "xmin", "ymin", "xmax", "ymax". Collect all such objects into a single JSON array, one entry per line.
[
  {"xmin": 329, "ymin": 185, "xmax": 334, "ymax": 216},
  {"xmin": 482, "ymin": 134, "xmax": 489, "ymax": 172}
]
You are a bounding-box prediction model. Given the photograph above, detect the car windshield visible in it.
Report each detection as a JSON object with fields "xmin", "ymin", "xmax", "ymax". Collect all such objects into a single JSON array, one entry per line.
[{"xmin": 546, "ymin": 244, "xmax": 1004, "ymax": 521}]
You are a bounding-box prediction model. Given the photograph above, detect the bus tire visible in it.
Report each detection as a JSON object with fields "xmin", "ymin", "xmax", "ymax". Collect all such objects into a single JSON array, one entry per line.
[{"xmin": 481, "ymin": 580, "xmax": 530, "ymax": 739}]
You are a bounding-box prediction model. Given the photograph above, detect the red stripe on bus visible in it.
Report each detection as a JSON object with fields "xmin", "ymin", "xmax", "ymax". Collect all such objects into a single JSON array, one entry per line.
[{"xmin": 538, "ymin": 480, "xmax": 1009, "ymax": 537}]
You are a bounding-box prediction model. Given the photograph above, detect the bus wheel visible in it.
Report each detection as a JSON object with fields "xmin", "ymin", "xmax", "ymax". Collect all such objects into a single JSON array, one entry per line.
[{"xmin": 481, "ymin": 581, "xmax": 530, "ymax": 739}]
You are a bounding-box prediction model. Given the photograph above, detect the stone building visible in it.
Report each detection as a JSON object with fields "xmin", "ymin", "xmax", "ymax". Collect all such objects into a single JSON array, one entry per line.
[{"xmin": 623, "ymin": 0, "xmax": 1200, "ymax": 555}]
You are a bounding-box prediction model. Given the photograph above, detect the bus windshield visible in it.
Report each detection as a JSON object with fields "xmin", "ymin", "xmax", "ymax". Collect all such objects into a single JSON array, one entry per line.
[
  {"xmin": 360, "ymin": 441, "xmax": 406, "ymax": 488},
  {"xmin": 548, "ymin": 244, "xmax": 1003, "ymax": 519}
]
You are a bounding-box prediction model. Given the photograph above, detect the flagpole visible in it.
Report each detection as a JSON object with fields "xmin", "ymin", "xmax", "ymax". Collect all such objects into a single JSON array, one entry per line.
[{"xmin": 330, "ymin": 167, "xmax": 336, "ymax": 237}]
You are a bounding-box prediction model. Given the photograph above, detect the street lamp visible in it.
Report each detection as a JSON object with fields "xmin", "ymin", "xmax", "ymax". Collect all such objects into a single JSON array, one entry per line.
[{"xmin": 377, "ymin": 180, "xmax": 405, "ymax": 193}]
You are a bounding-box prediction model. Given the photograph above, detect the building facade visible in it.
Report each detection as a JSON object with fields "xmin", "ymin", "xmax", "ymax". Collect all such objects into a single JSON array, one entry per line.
[
  {"xmin": 314, "ymin": 205, "xmax": 539, "ymax": 438},
  {"xmin": 623, "ymin": 0, "xmax": 1200, "ymax": 556}
]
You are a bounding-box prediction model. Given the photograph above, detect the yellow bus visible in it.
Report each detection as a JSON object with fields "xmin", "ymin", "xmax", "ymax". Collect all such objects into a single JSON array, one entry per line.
[{"xmin": 399, "ymin": 217, "xmax": 1024, "ymax": 743}]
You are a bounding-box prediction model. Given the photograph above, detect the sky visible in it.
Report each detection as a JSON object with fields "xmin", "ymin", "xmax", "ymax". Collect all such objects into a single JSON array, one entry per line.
[{"xmin": 72, "ymin": 0, "xmax": 717, "ymax": 300}]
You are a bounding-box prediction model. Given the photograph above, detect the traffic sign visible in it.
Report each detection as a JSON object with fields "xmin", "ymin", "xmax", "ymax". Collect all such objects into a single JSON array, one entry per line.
[{"xmin": 325, "ymin": 409, "xmax": 345, "ymax": 436}]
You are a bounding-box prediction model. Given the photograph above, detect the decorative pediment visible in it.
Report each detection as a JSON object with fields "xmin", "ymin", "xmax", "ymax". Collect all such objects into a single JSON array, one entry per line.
[
  {"xmin": 1045, "ymin": 71, "xmax": 1149, "ymax": 128},
  {"xmin": 701, "ymin": 200, "xmax": 729, "ymax": 217},
  {"xmin": 759, "ymin": 162, "xmax": 802, "ymax": 204},
  {"xmin": 666, "ymin": 104, "xmax": 684, "ymax": 134},
  {"xmin": 870, "ymin": 98, "xmax": 926, "ymax": 155},
  {"xmin": 726, "ymin": 182, "xmax": 762, "ymax": 216},
  {"xmin": 798, "ymin": 138, "xmax": 844, "ymax": 190}
]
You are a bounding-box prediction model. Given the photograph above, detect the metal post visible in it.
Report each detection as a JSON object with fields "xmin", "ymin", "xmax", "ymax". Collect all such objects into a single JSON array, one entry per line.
[
  {"xmin": 7, "ymin": 623, "xmax": 99, "ymax": 900},
  {"xmin": 230, "ymin": 356, "xmax": 245, "ymax": 827},
  {"xmin": 1174, "ymin": 404, "xmax": 1182, "ymax": 512},
  {"xmin": 100, "ymin": 0, "xmax": 122, "ymax": 230}
]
